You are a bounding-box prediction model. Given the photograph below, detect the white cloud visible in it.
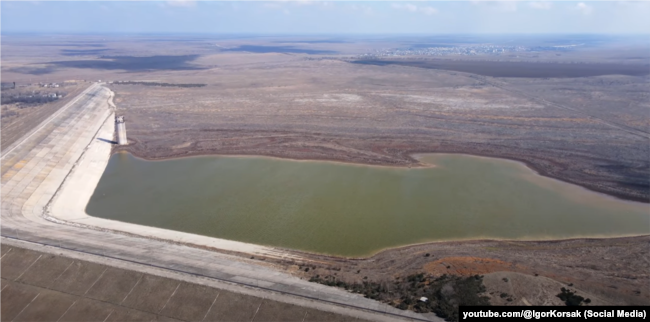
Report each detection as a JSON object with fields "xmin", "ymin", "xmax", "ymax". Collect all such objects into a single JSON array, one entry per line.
[
  {"xmin": 350, "ymin": 4, "xmax": 374, "ymax": 15},
  {"xmin": 264, "ymin": 0, "xmax": 334, "ymax": 8},
  {"xmin": 420, "ymin": 6, "xmax": 438, "ymax": 15},
  {"xmin": 529, "ymin": 2, "xmax": 552, "ymax": 10},
  {"xmin": 392, "ymin": 3, "xmax": 438, "ymax": 15},
  {"xmin": 391, "ymin": 4, "xmax": 411, "ymax": 12},
  {"xmin": 166, "ymin": 0, "xmax": 195, "ymax": 8},
  {"xmin": 576, "ymin": 2, "xmax": 593, "ymax": 15},
  {"xmin": 470, "ymin": 0, "xmax": 519, "ymax": 11}
]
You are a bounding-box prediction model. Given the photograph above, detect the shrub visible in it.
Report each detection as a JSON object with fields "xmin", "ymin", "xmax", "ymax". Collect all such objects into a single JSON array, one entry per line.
[
  {"xmin": 557, "ymin": 288, "xmax": 586, "ymax": 306},
  {"xmin": 308, "ymin": 273, "xmax": 490, "ymax": 322}
]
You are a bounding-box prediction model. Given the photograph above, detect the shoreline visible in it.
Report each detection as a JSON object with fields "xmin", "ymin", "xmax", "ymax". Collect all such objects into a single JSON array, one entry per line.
[
  {"xmin": 412, "ymin": 149, "xmax": 649, "ymax": 204},
  {"xmin": 349, "ymin": 233, "xmax": 650, "ymax": 260},
  {"xmin": 113, "ymin": 148, "xmax": 436, "ymax": 170},
  {"xmin": 95, "ymin": 150, "xmax": 650, "ymax": 259},
  {"xmin": 0, "ymin": 81, "xmax": 438, "ymax": 322},
  {"xmin": 55, "ymin": 110, "xmax": 645, "ymax": 260},
  {"xmin": 112, "ymin": 147, "xmax": 650, "ymax": 204},
  {"xmin": 48, "ymin": 111, "xmax": 306, "ymax": 261},
  {"xmin": 41, "ymin": 105, "xmax": 650, "ymax": 306},
  {"xmin": 281, "ymin": 234, "xmax": 650, "ymax": 261}
]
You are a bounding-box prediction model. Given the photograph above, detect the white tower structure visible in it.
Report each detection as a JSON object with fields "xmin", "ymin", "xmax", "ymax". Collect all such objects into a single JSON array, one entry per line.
[{"xmin": 115, "ymin": 115, "xmax": 128, "ymax": 145}]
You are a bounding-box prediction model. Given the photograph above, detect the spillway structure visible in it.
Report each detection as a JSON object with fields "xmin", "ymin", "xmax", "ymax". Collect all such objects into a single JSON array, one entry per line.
[{"xmin": 115, "ymin": 115, "xmax": 128, "ymax": 145}]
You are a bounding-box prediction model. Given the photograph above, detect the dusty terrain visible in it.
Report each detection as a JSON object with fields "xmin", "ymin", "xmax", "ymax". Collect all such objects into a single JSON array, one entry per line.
[
  {"xmin": 232, "ymin": 236, "xmax": 650, "ymax": 308},
  {"xmin": 109, "ymin": 64, "xmax": 649, "ymax": 202},
  {"xmin": 2, "ymin": 35, "xmax": 648, "ymax": 201},
  {"xmin": 1, "ymin": 34, "xmax": 648, "ymax": 314}
]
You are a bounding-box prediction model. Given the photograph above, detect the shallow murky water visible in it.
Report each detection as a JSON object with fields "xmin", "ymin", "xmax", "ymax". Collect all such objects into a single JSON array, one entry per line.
[{"xmin": 86, "ymin": 153, "xmax": 649, "ymax": 257}]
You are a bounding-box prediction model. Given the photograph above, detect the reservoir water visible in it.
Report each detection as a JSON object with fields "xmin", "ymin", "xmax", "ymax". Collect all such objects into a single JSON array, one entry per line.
[{"xmin": 86, "ymin": 153, "xmax": 649, "ymax": 257}]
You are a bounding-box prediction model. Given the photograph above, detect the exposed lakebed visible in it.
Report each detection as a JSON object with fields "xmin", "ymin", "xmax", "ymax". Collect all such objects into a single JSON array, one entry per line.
[{"xmin": 86, "ymin": 153, "xmax": 649, "ymax": 257}]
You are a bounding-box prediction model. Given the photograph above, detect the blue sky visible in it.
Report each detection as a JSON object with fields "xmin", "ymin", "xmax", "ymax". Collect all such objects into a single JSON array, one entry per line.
[{"xmin": 2, "ymin": 1, "xmax": 649, "ymax": 34}]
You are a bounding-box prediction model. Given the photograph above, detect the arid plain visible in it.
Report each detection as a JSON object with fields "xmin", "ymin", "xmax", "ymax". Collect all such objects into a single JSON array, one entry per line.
[{"xmin": 2, "ymin": 34, "xmax": 649, "ymax": 315}]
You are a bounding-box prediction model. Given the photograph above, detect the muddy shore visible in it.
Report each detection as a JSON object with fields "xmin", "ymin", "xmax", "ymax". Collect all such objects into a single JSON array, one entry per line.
[
  {"xmin": 162, "ymin": 233, "xmax": 650, "ymax": 306},
  {"xmin": 114, "ymin": 140, "xmax": 649, "ymax": 203},
  {"xmin": 269, "ymin": 236, "xmax": 650, "ymax": 305}
]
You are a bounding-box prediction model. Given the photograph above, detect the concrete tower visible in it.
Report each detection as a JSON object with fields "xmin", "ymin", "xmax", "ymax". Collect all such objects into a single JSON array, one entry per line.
[{"xmin": 115, "ymin": 115, "xmax": 128, "ymax": 145}]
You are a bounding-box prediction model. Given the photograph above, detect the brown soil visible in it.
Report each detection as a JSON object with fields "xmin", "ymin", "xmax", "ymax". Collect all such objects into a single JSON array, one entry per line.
[
  {"xmin": 108, "ymin": 63, "xmax": 649, "ymax": 203},
  {"xmin": 423, "ymin": 257, "xmax": 527, "ymax": 276},
  {"xmin": 241, "ymin": 236, "xmax": 650, "ymax": 306}
]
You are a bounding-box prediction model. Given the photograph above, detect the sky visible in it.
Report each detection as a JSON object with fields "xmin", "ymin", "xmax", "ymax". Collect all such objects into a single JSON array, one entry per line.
[{"xmin": 2, "ymin": 1, "xmax": 649, "ymax": 34}]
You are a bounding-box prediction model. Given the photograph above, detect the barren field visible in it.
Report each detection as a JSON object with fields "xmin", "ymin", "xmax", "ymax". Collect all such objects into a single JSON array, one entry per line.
[
  {"xmin": 2, "ymin": 34, "xmax": 648, "ymax": 312},
  {"xmin": 1, "ymin": 82, "xmax": 88, "ymax": 148},
  {"xmin": 99, "ymin": 55, "xmax": 649, "ymax": 202},
  {"xmin": 259, "ymin": 236, "xmax": 650, "ymax": 307},
  {"xmin": 351, "ymin": 59, "xmax": 649, "ymax": 78}
]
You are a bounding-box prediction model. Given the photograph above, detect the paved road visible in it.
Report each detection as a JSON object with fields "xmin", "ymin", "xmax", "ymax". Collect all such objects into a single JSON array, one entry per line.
[{"xmin": 0, "ymin": 84, "xmax": 439, "ymax": 322}]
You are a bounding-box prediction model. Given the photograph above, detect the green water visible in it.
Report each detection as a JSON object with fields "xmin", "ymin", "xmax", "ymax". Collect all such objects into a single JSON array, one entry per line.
[{"xmin": 86, "ymin": 153, "xmax": 649, "ymax": 257}]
